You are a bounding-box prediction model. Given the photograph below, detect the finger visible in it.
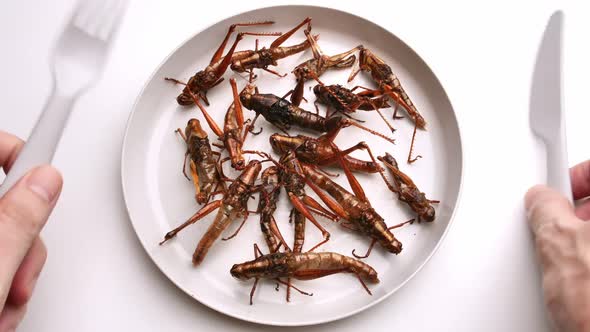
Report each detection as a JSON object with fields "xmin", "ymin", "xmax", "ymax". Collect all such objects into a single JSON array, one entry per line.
[
  {"xmin": 7, "ymin": 237, "xmax": 47, "ymax": 306},
  {"xmin": 570, "ymin": 160, "xmax": 590, "ymax": 200},
  {"xmin": 0, "ymin": 131, "xmax": 24, "ymax": 174},
  {"xmin": 525, "ymin": 185, "xmax": 582, "ymax": 269},
  {"xmin": 575, "ymin": 200, "xmax": 590, "ymax": 221},
  {"xmin": 0, "ymin": 303, "xmax": 27, "ymax": 332},
  {"xmin": 525, "ymin": 185, "xmax": 578, "ymax": 235},
  {"xmin": 0, "ymin": 166, "xmax": 62, "ymax": 307}
]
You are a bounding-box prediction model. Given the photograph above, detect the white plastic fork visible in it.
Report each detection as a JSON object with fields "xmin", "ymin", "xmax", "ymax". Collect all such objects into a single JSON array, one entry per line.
[{"xmin": 0, "ymin": 0, "xmax": 127, "ymax": 197}]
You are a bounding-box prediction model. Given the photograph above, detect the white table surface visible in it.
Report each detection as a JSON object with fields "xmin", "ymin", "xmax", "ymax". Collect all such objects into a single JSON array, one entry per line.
[{"xmin": 2, "ymin": 0, "xmax": 590, "ymax": 331}]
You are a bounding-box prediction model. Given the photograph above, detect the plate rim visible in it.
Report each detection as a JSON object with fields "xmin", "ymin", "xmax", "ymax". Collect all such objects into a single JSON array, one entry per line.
[{"xmin": 120, "ymin": 4, "xmax": 465, "ymax": 326}]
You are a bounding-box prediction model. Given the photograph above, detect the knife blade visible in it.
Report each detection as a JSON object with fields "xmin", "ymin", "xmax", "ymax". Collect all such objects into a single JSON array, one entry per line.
[{"xmin": 529, "ymin": 11, "xmax": 572, "ymax": 202}]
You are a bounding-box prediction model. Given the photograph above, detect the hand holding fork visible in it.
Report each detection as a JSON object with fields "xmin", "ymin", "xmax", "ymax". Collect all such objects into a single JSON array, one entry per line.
[{"xmin": 0, "ymin": 0, "xmax": 127, "ymax": 196}]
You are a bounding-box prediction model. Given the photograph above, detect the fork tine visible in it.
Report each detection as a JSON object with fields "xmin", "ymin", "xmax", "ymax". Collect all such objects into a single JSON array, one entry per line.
[
  {"xmin": 102, "ymin": 0, "xmax": 128, "ymax": 42},
  {"xmin": 82, "ymin": 0, "xmax": 113, "ymax": 38},
  {"xmin": 95, "ymin": 0, "xmax": 120, "ymax": 39},
  {"xmin": 71, "ymin": 0, "xmax": 98, "ymax": 31}
]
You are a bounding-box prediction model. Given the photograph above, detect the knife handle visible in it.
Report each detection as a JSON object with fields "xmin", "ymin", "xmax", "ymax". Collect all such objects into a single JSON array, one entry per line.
[{"xmin": 546, "ymin": 136, "xmax": 573, "ymax": 203}]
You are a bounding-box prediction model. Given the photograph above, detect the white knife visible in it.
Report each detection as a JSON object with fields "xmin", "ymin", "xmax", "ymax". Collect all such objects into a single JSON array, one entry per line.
[{"xmin": 529, "ymin": 11, "xmax": 572, "ymax": 202}]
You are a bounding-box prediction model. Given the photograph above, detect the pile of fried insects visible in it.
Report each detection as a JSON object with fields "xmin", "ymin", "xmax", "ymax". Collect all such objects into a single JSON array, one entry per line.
[{"xmin": 159, "ymin": 18, "xmax": 439, "ymax": 305}]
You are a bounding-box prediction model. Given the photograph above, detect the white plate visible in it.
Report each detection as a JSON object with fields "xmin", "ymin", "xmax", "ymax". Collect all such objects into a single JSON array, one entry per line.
[{"xmin": 121, "ymin": 5, "xmax": 462, "ymax": 326}]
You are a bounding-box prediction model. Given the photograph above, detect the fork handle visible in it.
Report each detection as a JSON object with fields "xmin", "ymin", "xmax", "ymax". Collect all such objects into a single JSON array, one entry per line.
[
  {"xmin": 0, "ymin": 86, "xmax": 75, "ymax": 197},
  {"xmin": 546, "ymin": 137, "xmax": 573, "ymax": 203}
]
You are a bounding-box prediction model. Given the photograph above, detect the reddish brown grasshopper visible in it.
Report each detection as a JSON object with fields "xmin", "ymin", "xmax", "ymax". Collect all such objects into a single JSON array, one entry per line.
[
  {"xmin": 301, "ymin": 147, "xmax": 413, "ymax": 259},
  {"xmin": 269, "ymin": 130, "xmax": 382, "ymax": 174},
  {"xmin": 288, "ymin": 26, "xmax": 363, "ymax": 107},
  {"xmin": 160, "ymin": 159, "xmax": 263, "ymax": 266},
  {"xmin": 174, "ymin": 22, "xmax": 280, "ymax": 106},
  {"xmin": 349, "ymin": 46, "xmax": 425, "ymax": 163},
  {"xmin": 175, "ymin": 118, "xmax": 224, "ymax": 204},
  {"xmin": 278, "ymin": 151, "xmax": 339, "ymax": 252},
  {"xmin": 230, "ymin": 17, "xmax": 319, "ymax": 78},
  {"xmin": 249, "ymin": 150, "xmax": 339, "ymax": 253},
  {"xmin": 166, "ymin": 77, "xmax": 257, "ymax": 170},
  {"xmin": 231, "ymin": 244, "xmax": 378, "ymax": 304},
  {"xmin": 254, "ymin": 153, "xmax": 339, "ymax": 303},
  {"xmin": 255, "ymin": 151, "xmax": 341, "ymax": 302},
  {"xmin": 378, "ymin": 153, "xmax": 439, "ymax": 223},
  {"xmin": 257, "ymin": 166, "xmax": 290, "ymax": 254}
]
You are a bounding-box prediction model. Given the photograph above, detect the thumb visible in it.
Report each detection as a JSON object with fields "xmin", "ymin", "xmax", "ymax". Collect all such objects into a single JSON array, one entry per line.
[
  {"xmin": 0, "ymin": 165, "xmax": 62, "ymax": 307},
  {"xmin": 525, "ymin": 184, "xmax": 578, "ymax": 237}
]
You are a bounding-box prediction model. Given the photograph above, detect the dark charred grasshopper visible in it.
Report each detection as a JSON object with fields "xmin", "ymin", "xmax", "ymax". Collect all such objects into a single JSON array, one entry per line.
[
  {"xmin": 166, "ymin": 77, "xmax": 256, "ymax": 170},
  {"xmin": 231, "ymin": 243, "xmax": 379, "ymax": 304},
  {"xmin": 311, "ymin": 75, "xmax": 396, "ymax": 133},
  {"xmin": 301, "ymin": 147, "xmax": 413, "ymax": 259},
  {"xmin": 230, "ymin": 17, "xmax": 319, "ymax": 78},
  {"xmin": 159, "ymin": 159, "xmax": 263, "ymax": 266},
  {"xmin": 348, "ymin": 46, "xmax": 426, "ymax": 163},
  {"xmin": 175, "ymin": 118, "xmax": 224, "ymax": 204},
  {"xmin": 269, "ymin": 128, "xmax": 382, "ymax": 174},
  {"xmin": 174, "ymin": 22, "xmax": 280, "ymax": 106},
  {"xmin": 288, "ymin": 25, "xmax": 362, "ymax": 107},
  {"xmin": 239, "ymin": 84, "xmax": 395, "ymax": 144},
  {"xmin": 378, "ymin": 153, "xmax": 439, "ymax": 223}
]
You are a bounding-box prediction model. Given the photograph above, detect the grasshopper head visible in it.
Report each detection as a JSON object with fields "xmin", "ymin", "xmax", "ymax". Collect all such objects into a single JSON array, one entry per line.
[
  {"xmin": 239, "ymin": 83, "xmax": 257, "ymax": 109},
  {"xmin": 186, "ymin": 119, "xmax": 207, "ymax": 139},
  {"xmin": 269, "ymin": 133, "xmax": 305, "ymax": 154}
]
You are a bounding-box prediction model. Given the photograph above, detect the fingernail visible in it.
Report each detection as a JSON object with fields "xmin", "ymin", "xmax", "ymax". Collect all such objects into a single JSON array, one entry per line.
[{"xmin": 26, "ymin": 166, "xmax": 62, "ymax": 203}]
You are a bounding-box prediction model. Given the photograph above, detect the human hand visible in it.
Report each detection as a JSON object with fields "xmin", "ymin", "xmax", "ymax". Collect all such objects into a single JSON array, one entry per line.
[
  {"xmin": 525, "ymin": 160, "xmax": 590, "ymax": 332},
  {"xmin": 0, "ymin": 131, "xmax": 62, "ymax": 331}
]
